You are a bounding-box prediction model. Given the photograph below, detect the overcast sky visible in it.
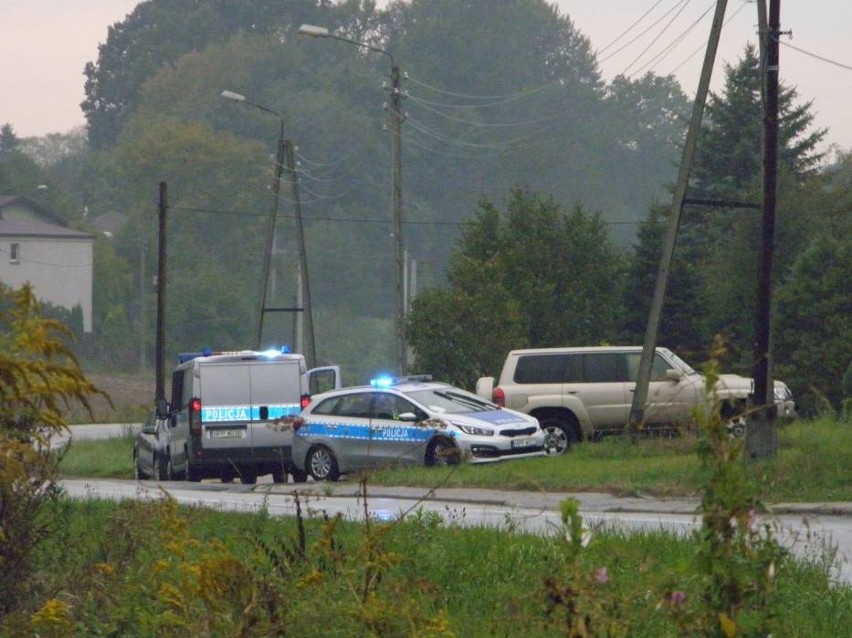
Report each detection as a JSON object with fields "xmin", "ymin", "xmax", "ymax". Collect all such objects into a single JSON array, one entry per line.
[{"xmin": 2, "ymin": 0, "xmax": 851, "ymax": 153}]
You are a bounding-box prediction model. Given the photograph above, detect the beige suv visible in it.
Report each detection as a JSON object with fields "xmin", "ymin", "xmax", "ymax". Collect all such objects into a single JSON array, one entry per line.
[{"xmin": 475, "ymin": 346, "xmax": 796, "ymax": 454}]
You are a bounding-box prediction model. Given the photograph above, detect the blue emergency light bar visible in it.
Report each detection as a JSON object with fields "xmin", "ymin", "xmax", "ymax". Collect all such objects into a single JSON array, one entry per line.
[
  {"xmin": 178, "ymin": 345, "xmax": 292, "ymax": 364},
  {"xmin": 370, "ymin": 374, "xmax": 433, "ymax": 388}
]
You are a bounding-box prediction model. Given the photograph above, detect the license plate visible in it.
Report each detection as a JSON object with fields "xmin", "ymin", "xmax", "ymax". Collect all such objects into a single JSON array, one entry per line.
[
  {"xmin": 511, "ymin": 437, "xmax": 535, "ymax": 449},
  {"xmin": 208, "ymin": 429, "xmax": 244, "ymax": 439}
]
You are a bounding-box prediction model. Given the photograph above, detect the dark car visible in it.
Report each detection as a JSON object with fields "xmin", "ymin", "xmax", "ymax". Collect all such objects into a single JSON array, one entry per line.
[{"xmin": 133, "ymin": 412, "xmax": 169, "ymax": 480}]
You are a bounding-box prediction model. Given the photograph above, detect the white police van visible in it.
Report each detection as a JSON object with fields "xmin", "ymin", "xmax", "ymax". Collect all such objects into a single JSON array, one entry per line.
[{"xmin": 162, "ymin": 348, "xmax": 339, "ymax": 484}]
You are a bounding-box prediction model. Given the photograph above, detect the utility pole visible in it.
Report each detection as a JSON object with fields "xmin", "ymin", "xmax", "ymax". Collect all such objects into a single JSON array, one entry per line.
[
  {"xmin": 155, "ymin": 182, "xmax": 167, "ymax": 414},
  {"xmin": 629, "ymin": 0, "xmax": 728, "ymax": 428},
  {"xmin": 747, "ymin": 0, "xmax": 781, "ymax": 459},
  {"xmin": 389, "ymin": 64, "xmax": 407, "ymax": 376},
  {"xmin": 283, "ymin": 139, "xmax": 316, "ymax": 369},
  {"xmin": 139, "ymin": 237, "xmax": 146, "ymax": 372},
  {"xmin": 297, "ymin": 24, "xmax": 407, "ymax": 375},
  {"xmin": 255, "ymin": 123, "xmax": 286, "ymax": 350}
]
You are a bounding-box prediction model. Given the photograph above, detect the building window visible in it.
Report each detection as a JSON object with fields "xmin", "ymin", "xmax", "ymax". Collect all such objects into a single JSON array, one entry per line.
[{"xmin": 10, "ymin": 242, "xmax": 20, "ymax": 263}]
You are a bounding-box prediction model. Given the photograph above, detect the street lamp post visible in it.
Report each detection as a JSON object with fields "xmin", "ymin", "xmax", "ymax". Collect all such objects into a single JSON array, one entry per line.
[
  {"xmin": 298, "ymin": 24, "xmax": 407, "ymax": 376},
  {"xmin": 220, "ymin": 90, "xmax": 317, "ymax": 368}
]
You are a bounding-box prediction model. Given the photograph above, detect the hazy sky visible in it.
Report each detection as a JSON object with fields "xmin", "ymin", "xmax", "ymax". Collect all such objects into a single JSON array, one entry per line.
[{"xmin": 3, "ymin": 0, "xmax": 851, "ymax": 153}]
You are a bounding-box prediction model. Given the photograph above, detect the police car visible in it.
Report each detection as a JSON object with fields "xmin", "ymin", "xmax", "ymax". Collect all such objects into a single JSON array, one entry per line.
[{"xmin": 291, "ymin": 376, "xmax": 547, "ymax": 481}]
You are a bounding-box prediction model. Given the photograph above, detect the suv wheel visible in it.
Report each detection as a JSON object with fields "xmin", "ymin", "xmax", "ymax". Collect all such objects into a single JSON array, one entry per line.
[{"xmin": 540, "ymin": 415, "xmax": 580, "ymax": 455}]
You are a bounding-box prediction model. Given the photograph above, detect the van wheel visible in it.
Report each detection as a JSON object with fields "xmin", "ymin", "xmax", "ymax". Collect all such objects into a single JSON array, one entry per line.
[
  {"xmin": 185, "ymin": 459, "xmax": 201, "ymax": 482},
  {"xmin": 307, "ymin": 446, "xmax": 340, "ymax": 482},
  {"xmin": 240, "ymin": 470, "xmax": 258, "ymax": 485},
  {"xmin": 133, "ymin": 452, "xmax": 145, "ymax": 480},
  {"xmin": 272, "ymin": 467, "xmax": 287, "ymax": 484},
  {"xmin": 290, "ymin": 467, "xmax": 309, "ymax": 483},
  {"xmin": 540, "ymin": 416, "xmax": 580, "ymax": 455},
  {"xmin": 152, "ymin": 454, "xmax": 163, "ymax": 481},
  {"xmin": 166, "ymin": 456, "xmax": 176, "ymax": 480}
]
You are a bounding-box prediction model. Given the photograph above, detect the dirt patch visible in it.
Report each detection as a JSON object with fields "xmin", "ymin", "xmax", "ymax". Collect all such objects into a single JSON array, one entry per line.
[{"xmin": 67, "ymin": 371, "xmax": 157, "ymax": 423}]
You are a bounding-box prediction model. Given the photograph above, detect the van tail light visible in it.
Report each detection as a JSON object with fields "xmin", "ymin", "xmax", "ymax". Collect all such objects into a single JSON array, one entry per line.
[
  {"xmin": 300, "ymin": 394, "xmax": 311, "ymax": 410},
  {"xmin": 292, "ymin": 417, "xmax": 305, "ymax": 433},
  {"xmin": 492, "ymin": 387, "xmax": 506, "ymax": 407},
  {"xmin": 189, "ymin": 397, "xmax": 202, "ymax": 432}
]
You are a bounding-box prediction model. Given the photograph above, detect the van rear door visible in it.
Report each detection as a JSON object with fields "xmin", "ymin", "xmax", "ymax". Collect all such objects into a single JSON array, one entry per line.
[
  {"xmin": 197, "ymin": 362, "xmax": 254, "ymax": 450},
  {"xmin": 250, "ymin": 359, "xmax": 304, "ymax": 451}
]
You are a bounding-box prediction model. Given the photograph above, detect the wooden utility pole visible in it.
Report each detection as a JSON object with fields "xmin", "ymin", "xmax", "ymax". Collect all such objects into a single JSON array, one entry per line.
[
  {"xmin": 746, "ymin": 0, "xmax": 781, "ymax": 459},
  {"xmin": 389, "ymin": 64, "xmax": 407, "ymax": 376},
  {"xmin": 155, "ymin": 182, "xmax": 167, "ymax": 414},
  {"xmin": 629, "ymin": 0, "xmax": 728, "ymax": 428}
]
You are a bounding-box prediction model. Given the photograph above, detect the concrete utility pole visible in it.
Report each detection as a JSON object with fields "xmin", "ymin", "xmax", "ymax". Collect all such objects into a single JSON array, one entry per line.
[
  {"xmin": 155, "ymin": 182, "xmax": 167, "ymax": 414},
  {"xmin": 283, "ymin": 139, "xmax": 316, "ymax": 369},
  {"xmin": 629, "ymin": 0, "xmax": 728, "ymax": 428},
  {"xmin": 255, "ymin": 124, "xmax": 286, "ymax": 350},
  {"xmin": 297, "ymin": 24, "xmax": 408, "ymax": 376},
  {"xmin": 746, "ymin": 0, "xmax": 781, "ymax": 459}
]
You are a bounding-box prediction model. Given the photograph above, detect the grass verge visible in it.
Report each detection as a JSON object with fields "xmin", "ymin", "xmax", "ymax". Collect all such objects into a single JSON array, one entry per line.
[{"xmin": 59, "ymin": 417, "xmax": 852, "ymax": 502}]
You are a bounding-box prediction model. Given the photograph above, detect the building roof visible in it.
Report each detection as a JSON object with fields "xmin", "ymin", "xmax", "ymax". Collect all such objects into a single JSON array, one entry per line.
[{"xmin": 0, "ymin": 195, "xmax": 92, "ymax": 239}]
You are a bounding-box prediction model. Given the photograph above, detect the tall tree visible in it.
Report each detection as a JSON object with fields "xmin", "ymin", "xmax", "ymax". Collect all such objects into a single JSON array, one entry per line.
[
  {"xmin": 0, "ymin": 123, "xmax": 21, "ymax": 154},
  {"xmin": 681, "ymin": 44, "xmax": 828, "ymax": 364},
  {"xmin": 774, "ymin": 233, "xmax": 852, "ymax": 414},
  {"xmin": 81, "ymin": 0, "xmax": 334, "ymax": 149},
  {"xmin": 691, "ymin": 44, "xmax": 826, "ymax": 199},
  {"xmin": 619, "ymin": 205, "xmax": 707, "ymax": 358},
  {"xmin": 407, "ymin": 187, "xmax": 626, "ymax": 383}
]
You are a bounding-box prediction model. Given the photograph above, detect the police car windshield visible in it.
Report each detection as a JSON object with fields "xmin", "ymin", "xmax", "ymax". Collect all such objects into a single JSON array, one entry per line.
[{"xmin": 403, "ymin": 388, "xmax": 496, "ymax": 415}]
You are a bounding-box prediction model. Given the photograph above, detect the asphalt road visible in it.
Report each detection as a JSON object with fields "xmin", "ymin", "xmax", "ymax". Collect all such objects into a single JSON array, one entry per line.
[{"xmin": 63, "ymin": 425, "xmax": 852, "ymax": 586}]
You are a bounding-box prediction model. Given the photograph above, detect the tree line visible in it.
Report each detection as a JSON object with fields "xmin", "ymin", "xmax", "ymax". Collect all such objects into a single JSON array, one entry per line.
[{"xmin": 0, "ymin": 0, "xmax": 848, "ymax": 412}]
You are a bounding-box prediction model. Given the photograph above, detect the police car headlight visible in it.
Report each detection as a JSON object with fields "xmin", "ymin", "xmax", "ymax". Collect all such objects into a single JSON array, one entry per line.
[{"xmin": 451, "ymin": 422, "xmax": 494, "ymax": 437}]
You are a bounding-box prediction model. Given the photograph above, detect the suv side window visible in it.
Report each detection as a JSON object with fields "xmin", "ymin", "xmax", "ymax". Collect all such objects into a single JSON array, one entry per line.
[
  {"xmin": 514, "ymin": 354, "xmax": 582, "ymax": 383},
  {"xmin": 582, "ymin": 353, "xmax": 626, "ymax": 383},
  {"xmin": 625, "ymin": 352, "xmax": 672, "ymax": 382}
]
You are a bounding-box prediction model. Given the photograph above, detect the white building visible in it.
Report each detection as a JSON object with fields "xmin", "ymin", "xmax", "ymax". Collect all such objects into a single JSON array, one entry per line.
[{"xmin": 0, "ymin": 195, "xmax": 93, "ymax": 332}]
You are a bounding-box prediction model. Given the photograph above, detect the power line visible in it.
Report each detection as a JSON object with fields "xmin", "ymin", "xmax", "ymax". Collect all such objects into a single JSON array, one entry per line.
[
  {"xmin": 599, "ymin": 0, "xmax": 692, "ymax": 65},
  {"xmin": 779, "ymin": 39, "xmax": 852, "ymax": 72},
  {"xmin": 597, "ymin": 0, "xmax": 668, "ymax": 56},
  {"xmin": 618, "ymin": 0, "xmax": 694, "ymax": 76}
]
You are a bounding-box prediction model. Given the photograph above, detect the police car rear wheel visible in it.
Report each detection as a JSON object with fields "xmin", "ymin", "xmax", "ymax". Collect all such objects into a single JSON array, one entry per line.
[{"xmin": 308, "ymin": 446, "xmax": 340, "ymax": 482}]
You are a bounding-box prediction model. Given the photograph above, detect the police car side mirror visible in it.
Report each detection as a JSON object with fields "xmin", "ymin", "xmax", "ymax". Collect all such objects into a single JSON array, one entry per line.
[{"xmin": 398, "ymin": 412, "xmax": 417, "ymax": 422}]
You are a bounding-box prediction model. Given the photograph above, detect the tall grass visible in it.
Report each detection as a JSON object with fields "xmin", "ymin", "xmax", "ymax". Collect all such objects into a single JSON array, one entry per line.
[{"xmin": 2, "ymin": 497, "xmax": 849, "ymax": 637}]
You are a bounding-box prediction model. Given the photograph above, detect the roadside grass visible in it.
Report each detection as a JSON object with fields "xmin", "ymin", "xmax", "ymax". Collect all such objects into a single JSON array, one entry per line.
[
  {"xmin": 3, "ymin": 496, "xmax": 849, "ymax": 637},
  {"xmin": 59, "ymin": 417, "xmax": 852, "ymax": 502},
  {"xmin": 57, "ymin": 434, "xmax": 136, "ymax": 479}
]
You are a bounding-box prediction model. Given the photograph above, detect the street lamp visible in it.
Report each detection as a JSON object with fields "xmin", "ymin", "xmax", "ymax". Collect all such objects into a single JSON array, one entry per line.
[
  {"xmin": 298, "ymin": 23, "xmax": 408, "ymax": 376},
  {"xmin": 220, "ymin": 90, "xmax": 317, "ymax": 368}
]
